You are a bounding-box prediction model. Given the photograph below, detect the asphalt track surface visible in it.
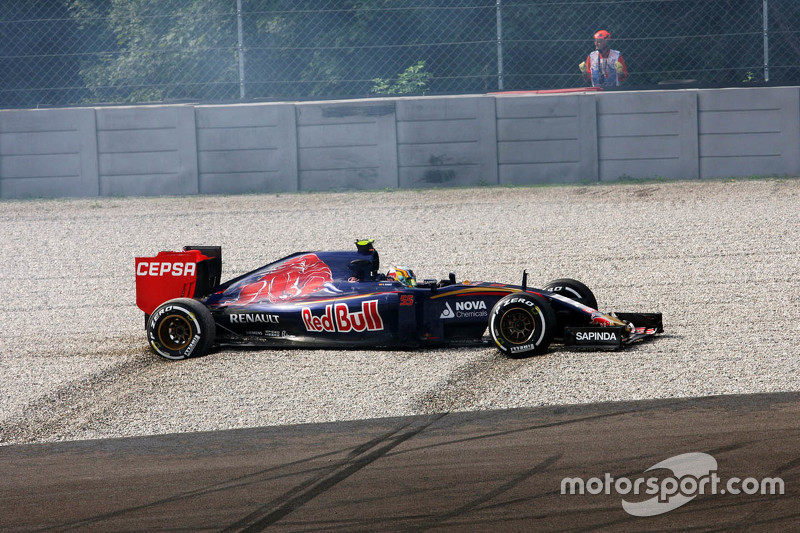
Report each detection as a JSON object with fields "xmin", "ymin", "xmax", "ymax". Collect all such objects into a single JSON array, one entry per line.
[
  {"xmin": 2, "ymin": 179, "xmax": 800, "ymax": 530},
  {"xmin": 2, "ymin": 392, "xmax": 799, "ymax": 531}
]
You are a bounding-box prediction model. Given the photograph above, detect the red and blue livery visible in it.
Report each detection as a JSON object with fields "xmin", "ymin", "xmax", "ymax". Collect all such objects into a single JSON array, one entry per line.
[{"xmin": 135, "ymin": 240, "xmax": 662, "ymax": 360}]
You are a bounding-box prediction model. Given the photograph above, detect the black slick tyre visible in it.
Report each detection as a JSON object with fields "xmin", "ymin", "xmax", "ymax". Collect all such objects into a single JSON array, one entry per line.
[
  {"xmin": 543, "ymin": 278, "xmax": 598, "ymax": 309},
  {"xmin": 147, "ymin": 298, "xmax": 215, "ymax": 360},
  {"xmin": 489, "ymin": 293, "xmax": 556, "ymax": 357}
]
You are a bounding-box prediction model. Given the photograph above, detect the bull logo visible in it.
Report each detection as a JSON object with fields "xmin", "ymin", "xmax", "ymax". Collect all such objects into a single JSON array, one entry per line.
[{"xmin": 235, "ymin": 254, "xmax": 333, "ymax": 304}]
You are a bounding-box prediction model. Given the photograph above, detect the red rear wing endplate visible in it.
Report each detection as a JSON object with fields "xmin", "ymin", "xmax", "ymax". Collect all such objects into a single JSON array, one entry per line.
[{"xmin": 135, "ymin": 247, "xmax": 221, "ymax": 315}]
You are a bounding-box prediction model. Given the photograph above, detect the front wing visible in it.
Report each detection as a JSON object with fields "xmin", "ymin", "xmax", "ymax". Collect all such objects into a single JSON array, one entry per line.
[{"xmin": 563, "ymin": 312, "xmax": 663, "ymax": 350}]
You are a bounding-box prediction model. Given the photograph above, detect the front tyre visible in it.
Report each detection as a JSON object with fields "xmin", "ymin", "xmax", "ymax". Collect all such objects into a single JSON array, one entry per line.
[
  {"xmin": 147, "ymin": 298, "xmax": 215, "ymax": 360},
  {"xmin": 489, "ymin": 293, "xmax": 556, "ymax": 357},
  {"xmin": 543, "ymin": 278, "xmax": 597, "ymax": 309}
]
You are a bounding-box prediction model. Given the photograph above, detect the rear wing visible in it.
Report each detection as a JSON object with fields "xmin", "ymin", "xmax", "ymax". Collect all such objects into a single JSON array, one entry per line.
[{"xmin": 135, "ymin": 246, "xmax": 222, "ymax": 315}]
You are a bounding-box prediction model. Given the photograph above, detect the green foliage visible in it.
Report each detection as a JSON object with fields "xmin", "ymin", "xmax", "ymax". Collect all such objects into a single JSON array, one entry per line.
[
  {"xmin": 371, "ymin": 61, "xmax": 433, "ymax": 95},
  {"xmin": 69, "ymin": 0, "xmax": 239, "ymax": 103}
]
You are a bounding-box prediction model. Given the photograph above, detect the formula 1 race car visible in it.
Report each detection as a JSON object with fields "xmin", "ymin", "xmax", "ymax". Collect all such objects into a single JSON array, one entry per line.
[{"xmin": 135, "ymin": 240, "xmax": 662, "ymax": 360}]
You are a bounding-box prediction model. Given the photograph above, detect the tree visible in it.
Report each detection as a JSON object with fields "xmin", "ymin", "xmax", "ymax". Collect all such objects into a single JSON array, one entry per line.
[
  {"xmin": 67, "ymin": 0, "xmax": 239, "ymax": 103},
  {"xmin": 0, "ymin": 1, "xmax": 85, "ymax": 107},
  {"xmin": 371, "ymin": 60, "xmax": 432, "ymax": 95}
]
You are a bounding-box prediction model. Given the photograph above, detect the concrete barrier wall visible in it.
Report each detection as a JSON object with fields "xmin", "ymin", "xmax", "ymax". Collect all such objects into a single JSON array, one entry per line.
[
  {"xmin": 95, "ymin": 105, "xmax": 198, "ymax": 196},
  {"xmin": 0, "ymin": 108, "xmax": 98, "ymax": 198},
  {"xmin": 196, "ymin": 103, "xmax": 297, "ymax": 194},
  {"xmin": 1, "ymin": 86, "xmax": 798, "ymax": 199},
  {"xmin": 697, "ymin": 87, "xmax": 800, "ymax": 178},
  {"xmin": 296, "ymin": 100, "xmax": 397, "ymax": 191},
  {"xmin": 596, "ymin": 90, "xmax": 699, "ymax": 180},
  {"xmin": 397, "ymin": 95, "xmax": 497, "ymax": 188},
  {"xmin": 496, "ymin": 93, "xmax": 597, "ymax": 185}
]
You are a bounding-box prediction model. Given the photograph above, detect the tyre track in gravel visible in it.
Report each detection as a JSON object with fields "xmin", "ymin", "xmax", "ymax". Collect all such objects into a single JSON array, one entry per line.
[
  {"xmin": 410, "ymin": 349, "xmax": 532, "ymax": 413},
  {"xmin": 0, "ymin": 346, "xmax": 158, "ymax": 445},
  {"xmin": 410, "ymin": 336, "xmax": 689, "ymax": 415}
]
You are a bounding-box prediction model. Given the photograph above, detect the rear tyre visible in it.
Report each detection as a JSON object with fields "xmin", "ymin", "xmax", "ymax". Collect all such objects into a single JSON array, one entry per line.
[
  {"xmin": 543, "ymin": 278, "xmax": 598, "ymax": 309},
  {"xmin": 147, "ymin": 298, "xmax": 215, "ymax": 360},
  {"xmin": 489, "ymin": 293, "xmax": 556, "ymax": 357}
]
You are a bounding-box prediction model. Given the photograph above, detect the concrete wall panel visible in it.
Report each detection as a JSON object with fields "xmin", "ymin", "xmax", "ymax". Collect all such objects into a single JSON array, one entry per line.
[
  {"xmin": 299, "ymin": 145, "xmax": 378, "ymax": 170},
  {"xmin": 496, "ymin": 94, "xmax": 587, "ymax": 185},
  {"xmin": 496, "ymin": 95, "xmax": 579, "ymax": 119},
  {"xmin": 499, "ymin": 161, "xmax": 582, "ymax": 185},
  {"xmin": 398, "ymin": 142, "xmax": 485, "ymax": 167},
  {"xmin": 99, "ymin": 152, "xmax": 181, "ymax": 176},
  {"xmin": 300, "ymin": 168, "xmax": 384, "ymax": 191},
  {"xmin": 600, "ymin": 158, "xmax": 681, "ymax": 180},
  {"xmin": 597, "ymin": 112, "xmax": 682, "ymax": 137},
  {"xmin": 0, "ymin": 108, "xmax": 98, "ymax": 198},
  {"xmin": 499, "ymin": 140, "xmax": 581, "ymax": 164},
  {"xmin": 296, "ymin": 100, "xmax": 397, "ymax": 191},
  {"xmin": 3, "ymin": 153, "xmax": 82, "ymax": 178},
  {"xmin": 198, "ymin": 126, "xmax": 277, "ymax": 151},
  {"xmin": 196, "ymin": 103, "xmax": 297, "ymax": 194},
  {"xmin": 699, "ymin": 132, "xmax": 782, "ymax": 157},
  {"xmin": 578, "ymin": 95, "xmax": 600, "ymax": 182},
  {"xmin": 597, "ymin": 91, "xmax": 688, "ymax": 114},
  {"xmin": 397, "ymin": 119, "xmax": 479, "ymax": 144},
  {"xmin": 699, "ymin": 109, "xmax": 783, "ymax": 134},
  {"xmin": 97, "ymin": 129, "xmax": 178, "ymax": 153},
  {"xmin": 396, "ymin": 95, "xmax": 485, "ymax": 121},
  {"xmin": 699, "ymin": 156, "xmax": 786, "ymax": 178},
  {"xmin": 95, "ymin": 105, "xmax": 197, "ymax": 196},
  {"xmin": 95, "ymin": 107, "xmax": 179, "ymax": 130},
  {"xmin": 597, "ymin": 90, "xmax": 697, "ymax": 180},
  {"xmin": 499, "ymin": 117, "xmax": 579, "ymax": 142},
  {"xmin": 199, "ymin": 149, "xmax": 281, "ymax": 174},
  {"xmin": 698, "ymin": 87, "xmax": 800, "ymax": 178},
  {"xmin": 1, "ymin": 131, "xmax": 77, "ymax": 155},
  {"xmin": 298, "ymin": 123, "xmax": 379, "ymax": 146},
  {"xmin": 599, "ymin": 135, "xmax": 680, "ymax": 159},
  {"xmin": 197, "ymin": 103, "xmax": 288, "ymax": 128},
  {"xmin": 396, "ymin": 96, "xmax": 496, "ymax": 188},
  {"xmin": 296, "ymin": 101, "xmax": 395, "ymax": 124},
  {"xmin": 398, "ymin": 165, "xmax": 483, "ymax": 187}
]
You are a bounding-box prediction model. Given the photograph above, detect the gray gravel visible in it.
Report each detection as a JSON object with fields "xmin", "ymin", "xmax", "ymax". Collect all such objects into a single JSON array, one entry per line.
[{"xmin": 2, "ymin": 178, "xmax": 799, "ymax": 446}]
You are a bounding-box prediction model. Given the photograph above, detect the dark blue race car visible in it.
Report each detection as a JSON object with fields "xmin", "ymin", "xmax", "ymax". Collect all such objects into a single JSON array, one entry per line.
[{"xmin": 135, "ymin": 240, "xmax": 662, "ymax": 360}]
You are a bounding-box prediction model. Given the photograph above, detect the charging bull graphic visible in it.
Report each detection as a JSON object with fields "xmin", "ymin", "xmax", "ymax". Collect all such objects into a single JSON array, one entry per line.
[{"xmin": 230, "ymin": 253, "xmax": 333, "ymax": 304}]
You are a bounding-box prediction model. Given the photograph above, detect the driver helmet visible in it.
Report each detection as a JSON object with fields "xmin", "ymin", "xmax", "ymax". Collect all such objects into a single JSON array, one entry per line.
[{"xmin": 386, "ymin": 267, "xmax": 417, "ymax": 287}]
